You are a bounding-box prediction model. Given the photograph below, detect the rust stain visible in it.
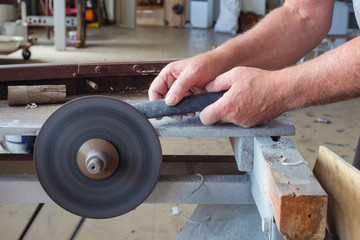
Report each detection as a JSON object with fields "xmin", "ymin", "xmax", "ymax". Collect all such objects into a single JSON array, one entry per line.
[{"xmin": 278, "ymin": 195, "xmax": 328, "ymax": 240}]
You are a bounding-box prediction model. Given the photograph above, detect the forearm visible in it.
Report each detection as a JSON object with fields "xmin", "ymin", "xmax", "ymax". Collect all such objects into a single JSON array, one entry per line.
[
  {"xmin": 208, "ymin": 0, "xmax": 334, "ymax": 72},
  {"xmin": 280, "ymin": 37, "xmax": 360, "ymax": 110}
]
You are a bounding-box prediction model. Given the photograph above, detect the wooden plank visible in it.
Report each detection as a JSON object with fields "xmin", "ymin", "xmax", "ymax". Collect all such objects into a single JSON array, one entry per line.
[
  {"xmin": 0, "ymin": 203, "xmax": 38, "ymax": 239},
  {"xmin": 313, "ymin": 146, "xmax": 360, "ymax": 240},
  {"xmin": 8, "ymin": 85, "xmax": 66, "ymax": 106},
  {"xmin": 24, "ymin": 204, "xmax": 81, "ymax": 240},
  {"xmin": 254, "ymin": 137, "xmax": 328, "ymax": 240}
]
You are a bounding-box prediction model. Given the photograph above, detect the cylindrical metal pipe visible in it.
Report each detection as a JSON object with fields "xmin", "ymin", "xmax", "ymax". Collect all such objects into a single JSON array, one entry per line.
[
  {"xmin": 86, "ymin": 79, "xmax": 98, "ymax": 90},
  {"xmin": 21, "ymin": 1, "xmax": 27, "ymax": 21},
  {"xmin": 86, "ymin": 158, "xmax": 104, "ymax": 174},
  {"xmin": 85, "ymin": 151, "xmax": 107, "ymax": 174}
]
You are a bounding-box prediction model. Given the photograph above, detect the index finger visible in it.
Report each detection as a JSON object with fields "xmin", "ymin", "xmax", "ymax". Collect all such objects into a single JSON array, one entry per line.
[
  {"xmin": 164, "ymin": 71, "xmax": 198, "ymax": 106},
  {"xmin": 148, "ymin": 69, "xmax": 177, "ymax": 101}
]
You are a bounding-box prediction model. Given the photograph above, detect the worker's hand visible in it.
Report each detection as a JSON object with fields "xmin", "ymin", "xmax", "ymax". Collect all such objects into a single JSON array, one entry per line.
[
  {"xmin": 149, "ymin": 53, "xmax": 222, "ymax": 106},
  {"xmin": 199, "ymin": 67, "xmax": 288, "ymax": 128}
]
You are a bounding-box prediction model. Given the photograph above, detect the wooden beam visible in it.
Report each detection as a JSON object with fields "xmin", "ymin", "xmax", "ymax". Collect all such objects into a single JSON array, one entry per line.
[
  {"xmin": 313, "ymin": 146, "xmax": 360, "ymax": 240},
  {"xmin": 8, "ymin": 85, "xmax": 67, "ymax": 106},
  {"xmin": 254, "ymin": 137, "xmax": 328, "ymax": 240}
]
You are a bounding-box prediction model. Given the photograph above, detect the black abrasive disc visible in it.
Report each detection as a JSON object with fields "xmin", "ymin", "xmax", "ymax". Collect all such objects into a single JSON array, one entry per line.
[{"xmin": 34, "ymin": 96, "xmax": 162, "ymax": 219}]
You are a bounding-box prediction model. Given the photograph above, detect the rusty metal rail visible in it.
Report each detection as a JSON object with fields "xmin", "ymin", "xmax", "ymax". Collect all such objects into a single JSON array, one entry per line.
[{"xmin": 0, "ymin": 60, "xmax": 172, "ymax": 100}]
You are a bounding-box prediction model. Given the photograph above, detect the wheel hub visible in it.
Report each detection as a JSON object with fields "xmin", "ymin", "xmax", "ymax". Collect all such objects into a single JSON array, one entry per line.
[{"xmin": 77, "ymin": 139, "xmax": 119, "ymax": 180}]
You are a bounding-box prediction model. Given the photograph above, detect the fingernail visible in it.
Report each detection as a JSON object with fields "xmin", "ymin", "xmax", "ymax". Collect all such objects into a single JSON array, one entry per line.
[
  {"xmin": 199, "ymin": 112, "xmax": 209, "ymax": 125},
  {"xmin": 165, "ymin": 94, "xmax": 178, "ymax": 105},
  {"xmin": 205, "ymin": 83, "xmax": 213, "ymax": 92},
  {"xmin": 199, "ymin": 112, "xmax": 203, "ymax": 121}
]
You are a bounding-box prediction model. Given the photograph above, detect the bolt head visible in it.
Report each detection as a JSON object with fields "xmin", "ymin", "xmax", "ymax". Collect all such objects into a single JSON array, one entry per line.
[{"xmin": 95, "ymin": 66, "xmax": 102, "ymax": 73}]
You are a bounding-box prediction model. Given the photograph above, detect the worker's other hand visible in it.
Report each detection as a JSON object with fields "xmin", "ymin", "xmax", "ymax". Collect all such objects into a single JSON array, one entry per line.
[
  {"xmin": 149, "ymin": 53, "xmax": 221, "ymax": 105},
  {"xmin": 200, "ymin": 67, "xmax": 288, "ymax": 128}
]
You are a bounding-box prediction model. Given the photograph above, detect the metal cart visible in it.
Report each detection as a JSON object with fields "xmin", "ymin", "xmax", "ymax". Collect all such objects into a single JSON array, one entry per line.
[
  {"xmin": 0, "ymin": 35, "xmax": 31, "ymax": 60},
  {"xmin": 0, "ymin": 20, "xmax": 31, "ymax": 60}
]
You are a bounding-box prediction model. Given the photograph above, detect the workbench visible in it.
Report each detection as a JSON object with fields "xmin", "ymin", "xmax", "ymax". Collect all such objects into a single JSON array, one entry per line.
[{"xmin": 0, "ymin": 61, "xmax": 328, "ymax": 239}]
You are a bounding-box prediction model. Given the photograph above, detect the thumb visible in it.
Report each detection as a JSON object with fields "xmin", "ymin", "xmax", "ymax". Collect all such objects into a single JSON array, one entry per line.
[
  {"xmin": 199, "ymin": 100, "xmax": 223, "ymax": 125},
  {"xmin": 205, "ymin": 74, "xmax": 232, "ymax": 92}
]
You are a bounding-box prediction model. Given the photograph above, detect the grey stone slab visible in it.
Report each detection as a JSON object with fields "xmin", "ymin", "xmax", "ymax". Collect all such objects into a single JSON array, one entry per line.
[
  {"xmin": 254, "ymin": 137, "xmax": 327, "ymax": 196},
  {"xmin": 175, "ymin": 204, "xmax": 269, "ymax": 240},
  {"xmin": 0, "ymin": 160, "xmax": 253, "ymax": 204},
  {"xmin": 150, "ymin": 114, "xmax": 295, "ymax": 137},
  {"xmin": 0, "ymin": 175, "xmax": 52, "ymax": 203},
  {"xmin": 0, "ymin": 174, "xmax": 253, "ymax": 205},
  {"xmin": 0, "ymin": 99, "xmax": 294, "ymax": 137},
  {"xmin": 145, "ymin": 175, "xmax": 254, "ymax": 204}
]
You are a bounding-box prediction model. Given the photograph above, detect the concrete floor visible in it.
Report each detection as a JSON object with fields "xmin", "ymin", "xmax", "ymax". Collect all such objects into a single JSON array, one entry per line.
[
  {"xmin": 1, "ymin": 25, "xmax": 360, "ymax": 239},
  {"xmin": 0, "ymin": 25, "xmax": 231, "ymax": 64}
]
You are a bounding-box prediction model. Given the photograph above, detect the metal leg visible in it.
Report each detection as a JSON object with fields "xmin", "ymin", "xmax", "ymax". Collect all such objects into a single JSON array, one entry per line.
[
  {"xmin": 76, "ymin": 0, "xmax": 86, "ymax": 48},
  {"xmin": 69, "ymin": 217, "xmax": 86, "ymax": 240},
  {"xmin": 53, "ymin": 0, "xmax": 66, "ymax": 51},
  {"xmin": 18, "ymin": 203, "xmax": 44, "ymax": 240}
]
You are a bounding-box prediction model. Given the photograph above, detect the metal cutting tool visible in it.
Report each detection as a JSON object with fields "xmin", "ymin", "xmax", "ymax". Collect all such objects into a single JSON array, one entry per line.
[{"xmin": 34, "ymin": 91, "xmax": 225, "ymax": 219}]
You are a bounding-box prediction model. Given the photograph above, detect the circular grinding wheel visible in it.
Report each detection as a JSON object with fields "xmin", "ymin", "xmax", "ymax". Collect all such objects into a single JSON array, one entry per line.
[{"xmin": 34, "ymin": 96, "xmax": 162, "ymax": 219}]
